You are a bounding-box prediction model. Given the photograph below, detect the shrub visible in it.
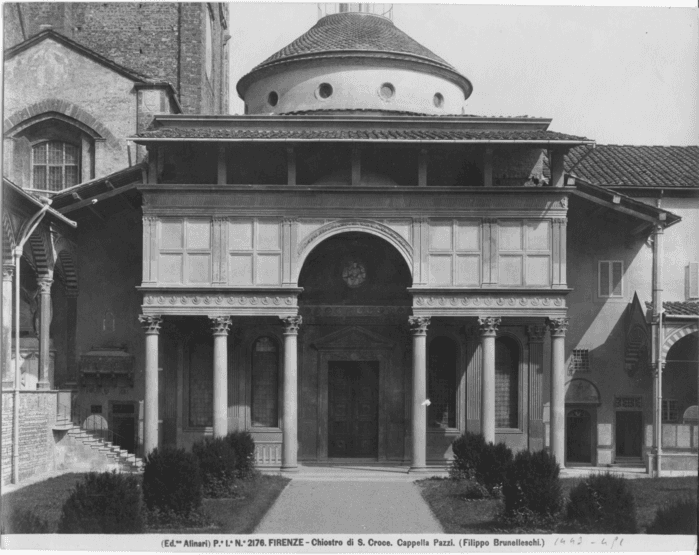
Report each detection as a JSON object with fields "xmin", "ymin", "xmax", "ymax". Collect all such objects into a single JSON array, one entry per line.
[
  {"xmin": 458, "ymin": 479, "xmax": 490, "ymax": 500},
  {"xmin": 57, "ymin": 471, "xmax": 144, "ymax": 533},
  {"xmin": 193, "ymin": 437, "xmax": 238, "ymax": 497},
  {"xmin": 479, "ymin": 442, "xmax": 513, "ymax": 493},
  {"xmin": 502, "ymin": 450, "xmax": 562, "ymax": 518},
  {"xmin": 142, "ymin": 447, "xmax": 202, "ymax": 516},
  {"xmin": 566, "ymin": 473, "xmax": 638, "ymax": 533},
  {"xmin": 3, "ymin": 509, "xmax": 50, "ymax": 534},
  {"xmin": 450, "ymin": 432, "xmax": 486, "ymax": 481},
  {"xmin": 226, "ymin": 431, "xmax": 257, "ymax": 478},
  {"xmin": 646, "ymin": 496, "xmax": 698, "ymax": 535}
]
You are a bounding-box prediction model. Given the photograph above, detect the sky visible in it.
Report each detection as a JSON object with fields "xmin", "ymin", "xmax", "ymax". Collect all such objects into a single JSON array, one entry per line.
[{"xmin": 227, "ymin": 3, "xmax": 698, "ymax": 146}]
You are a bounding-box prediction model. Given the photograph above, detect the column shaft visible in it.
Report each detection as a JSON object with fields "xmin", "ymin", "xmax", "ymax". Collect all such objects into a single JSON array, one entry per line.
[
  {"xmin": 2, "ymin": 267, "xmax": 14, "ymax": 389},
  {"xmin": 139, "ymin": 315, "xmax": 162, "ymax": 455},
  {"xmin": 548, "ymin": 317, "xmax": 569, "ymax": 467},
  {"xmin": 211, "ymin": 316, "xmax": 232, "ymax": 438},
  {"xmin": 281, "ymin": 316, "xmax": 301, "ymax": 472},
  {"xmin": 65, "ymin": 293, "xmax": 78, "ymax": 388},
  {"xmin": 409, "ymin": 316, "xmax": 430, "ymax": 471},
  {"xmin": 479, "ymin": 317, "xmax": 500, "ymax": 444},
  {"xmin": 37, "ymin": 277, "xmax": 52, "ymax": 389}
]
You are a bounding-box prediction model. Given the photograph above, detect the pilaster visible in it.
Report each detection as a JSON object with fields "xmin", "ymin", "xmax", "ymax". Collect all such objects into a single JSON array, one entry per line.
[
  {"xmin": 527, "ymin": 324, "xmax": 547, "ymax": 451},
  {"xmin": 464, "ymin": 325, "xmax": 481, "ymax": 433},
  {"xmin": 2, "ymin": 265, "xmax": 15, "ymax": 389}
]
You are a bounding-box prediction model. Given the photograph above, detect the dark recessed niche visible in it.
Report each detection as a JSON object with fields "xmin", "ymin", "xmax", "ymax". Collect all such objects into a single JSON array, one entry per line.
[
  {"xmin": 268, "ymin": 91, "xmax": 279, "ymax": 107},
  {"xmin": 380, "ymin": 83, "xmax": 395, "ymax": 100},
  {"xmin": 433, "ymin": 92, "xmax": 445, "ymax": 108},
  {"xmin": 318, "ymin": 83, "xmax": 334, "ymax": 99}
]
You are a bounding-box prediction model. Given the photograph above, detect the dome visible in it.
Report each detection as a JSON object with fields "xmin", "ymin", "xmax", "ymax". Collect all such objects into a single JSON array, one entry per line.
[{"xmin": 237, "ymin": 12, "xmax": 473, "ymax": 115}]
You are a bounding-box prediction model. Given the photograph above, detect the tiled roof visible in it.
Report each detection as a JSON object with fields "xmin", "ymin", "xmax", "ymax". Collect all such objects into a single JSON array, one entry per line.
[
  {"xmin": 645, "ymin": 301, "xmax": 699, "ymax": 316},
  {"xmin": 255, "ymin": 12, "xmax": 454, "ymax": 72},
  {"xmin": 137, "ymin": 127, "xmax": 588, "ymax": 142},
  {"xmin": 565, "ymin": 145, "xmax": 698, "ymax": 188}
]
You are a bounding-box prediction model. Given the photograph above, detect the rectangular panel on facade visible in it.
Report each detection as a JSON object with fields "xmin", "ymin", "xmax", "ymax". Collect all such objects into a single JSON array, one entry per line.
[
  {"xmin": 456, "ymin": 221, "xmax": 480, "ymax": 251},
  {"xmin": 526, "ymin": 255, "xmax": 550, "ymax": 286},
  {"xmin": 158, "ymin": 254, "xmax": 183, "ymax": 284},
  {"xmin": 187, "ymin": 253, "xmax": 212, "ymax": 284},
  {"xmin": 257, "ymin": 220, "xmax": 280, "ymax": 251},
  {"xmin": 455, "ymin": 254, "xmax": 480, "ymax": 285},
  {"xmin": 429, "ymin": 220, "xmax": 453, "ymax": 251},
  {"xmin": 228, "ymin": 220, "xmax": 253, "ymax": 250},
  {"xmin": 229, "ymin": 254, "xmax": 253, "ymax": 285},
  {"xmin": 387, "ymin": 220, "xmax": 412, "ymax": 243},
  {"xmin": 160, "ymin": 220, "xmax": 183, "ymax": 249},
  {"xmin": 186, "ymin": 220, "xmax": 211, "ymax": 250},
  {"xmin": 429, "ymin": 255, "xmax": 453, "ymax": 285},
  {"xmin": 499, "ymin": 255, "xmax": 523, "ymax": 285},
  {"xmin": 499, "ymin": 221, "xmax": 523, "ymax": 251},
  {"xmin": 526, "ymin": 221, "xmax": 550, "ymax": 250},
  {"xmin": 257, "ymin": 254, "xmax": 281, "ymax": 285}
]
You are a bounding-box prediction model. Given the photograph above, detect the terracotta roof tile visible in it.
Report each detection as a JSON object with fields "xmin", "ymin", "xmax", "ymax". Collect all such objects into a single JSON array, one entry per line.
[
  {"xmin": 565, "ymin": 145, "xmax": 698, "ymax": 188},
  {"xmin": 645, "ymin": 301, "xmax": 699, "ymax": 316}
]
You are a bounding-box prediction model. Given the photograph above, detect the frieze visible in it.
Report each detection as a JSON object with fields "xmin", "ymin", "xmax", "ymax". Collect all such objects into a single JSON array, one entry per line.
[
  {"xmin": 143, "ymin": 293, "xmax": 297, "ymax": 307},
  {"xmin": 413, "ymin": 295, "xmax": 565, "ymax": 308}
]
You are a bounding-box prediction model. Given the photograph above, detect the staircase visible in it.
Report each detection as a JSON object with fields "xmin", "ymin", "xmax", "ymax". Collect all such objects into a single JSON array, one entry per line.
[{"xmin": 54, "ymin": 414, "xmax": 144, "ymax": 474}]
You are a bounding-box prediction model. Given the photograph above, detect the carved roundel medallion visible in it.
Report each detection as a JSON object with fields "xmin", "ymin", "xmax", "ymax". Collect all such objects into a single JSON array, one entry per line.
[{"xmin": 342, "ymin": 260, "xmax": 367, "ymax": 289}]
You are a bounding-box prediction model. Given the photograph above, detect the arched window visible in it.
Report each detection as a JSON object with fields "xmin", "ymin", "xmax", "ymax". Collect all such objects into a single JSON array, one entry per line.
[
  {"xmin": 32, "ymin": 140, "xmax": 80, "ymax": 191},
  {"xmin": 495, "ymin": 336, "xmax": 519, "ymax": 428},
  {"xmin": 251, "ymin": 337, "xmax": 279, "ymax": 427},
  {"xmin": 428, "ymin": 336, "xmax": 457, "ymax": 428}
]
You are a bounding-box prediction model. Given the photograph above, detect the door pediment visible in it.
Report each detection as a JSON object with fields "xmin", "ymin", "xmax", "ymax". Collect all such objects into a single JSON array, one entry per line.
[{"xmin": 313, "ymin": 326, "xmax": 395, "ymax": 351}]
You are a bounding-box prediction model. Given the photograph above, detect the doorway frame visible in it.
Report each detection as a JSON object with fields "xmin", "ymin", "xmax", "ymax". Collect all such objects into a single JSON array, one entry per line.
[
  {"xmin": 565, "ymin": 405, "xmax": 597, "ymax": 466},
  {"xmin": 314, "ymin": 326, "xmax": 395, "ymax": 461}
]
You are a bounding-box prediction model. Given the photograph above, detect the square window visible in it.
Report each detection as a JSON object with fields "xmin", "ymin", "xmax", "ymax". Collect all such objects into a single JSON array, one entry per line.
[
  {"xmin": 599, "ymin": 260, "xmax": 624, "ymax": 298},
  {"xmin": 569, "ymin": 349, "xmax": 590, "ymax": 373},
  {"xmin": 662, "ymin": 400, "xmax": 678, "ymax": 423}
]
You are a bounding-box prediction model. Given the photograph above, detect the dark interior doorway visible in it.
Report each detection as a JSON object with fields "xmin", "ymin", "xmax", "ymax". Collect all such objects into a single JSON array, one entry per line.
[
  {"xmin": 328, "ymin": 361, "xmax": 379, "ymax": 458},
  {"xmin": 566, "ymin": 408, "xmax": 593, "ymax": 463},
  {"xmin": 110, "ymin": 402, "xmax": 136, "ymax": 454},
  {"xmin": 615, "ymin": 411, "xmax": 643, "ymax": 458}
]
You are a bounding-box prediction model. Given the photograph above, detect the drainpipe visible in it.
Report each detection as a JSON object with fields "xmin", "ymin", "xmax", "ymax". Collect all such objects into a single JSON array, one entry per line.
[
  {"xmin": 12, "ymin": 200, "xmax": 52, "ymax": 484},
  {"xmin": 651, "ymin": 223, "xmax": 664, "ymax": 477}
]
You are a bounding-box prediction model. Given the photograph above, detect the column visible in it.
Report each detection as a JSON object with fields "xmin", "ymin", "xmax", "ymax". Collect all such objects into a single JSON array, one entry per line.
[
  {"xmin": 210, "ymin": 316, "xmax": 232, "ymax": 437},
  {"xmin": 64, "ymin": 290, "xmax": 79, "ymax": 388},
  {"xmin": 37, "ymin": 275, "xmax": 53, "ymax": 390},
  {"xmin": 547, "ymin": 317, "xmax": 569, "ymax": 467},
  {"xmin": 527, "ymin": 324, "xmax": 547, "ymax": 451},
  {"xmin": 409, "ymin": 316, "xmax": 430, "ymax": 471},
  {"xmin": 281, "ymin": 315, "xmax": 301, "ymax": 472},
  {"xmin": 2, "ymin": 265, "xmax": 14, "ymax": 389},
  {"xmin": 139, "ymin": 314, "xmax": 162, "ymax": 455},
  {"xmin": 479, "ymin": 316, "xmax": 500, "ymax": 443}
]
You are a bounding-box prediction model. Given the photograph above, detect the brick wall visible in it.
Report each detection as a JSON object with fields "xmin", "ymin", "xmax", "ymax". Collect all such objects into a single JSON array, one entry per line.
[
  {"xmin": 1, "ymin": 391, "xmax": 57, "ymax": 486},
  {"xmin": 4, "ymin": 2, "xmax": 230, "ymax": 115}
]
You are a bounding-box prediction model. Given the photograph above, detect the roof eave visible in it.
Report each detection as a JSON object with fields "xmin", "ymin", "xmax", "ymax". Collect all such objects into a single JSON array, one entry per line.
[{"xmin": 130, "ymin": 137, "xmax": 593, "ymax": 146}]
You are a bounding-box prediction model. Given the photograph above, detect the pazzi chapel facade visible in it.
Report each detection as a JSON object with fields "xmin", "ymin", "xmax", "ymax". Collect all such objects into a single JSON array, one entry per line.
[{"xmin": 2, "ymin": 3, "xmax": 697, "ymax": 483}]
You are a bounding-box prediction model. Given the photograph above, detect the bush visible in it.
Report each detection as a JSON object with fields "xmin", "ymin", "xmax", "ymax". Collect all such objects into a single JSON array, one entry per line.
[
  {"xmin": 646, "ymin": 496, "xmax": 698, "ymax": 535},
  {"xmin": 142, "ymin": 447, "xmax": 202, "ymax": 516},
  {"xmin": 225, "ymin": 431, "xmax": 257, "ymax": 479},
  {"xmin": 502, "ymin": 450, "xmax": 562, "ymax": 518},
  {"xmin": 450, "ymin": 432, "xmax": 486, "ymax": 481},
  {"xmin": 193, "ymin": 437, "xmax": 238, "ymax": 497},
  {"xmin": 479, "ymin": 442, "xmax": 513, "ymax": 493},
  {"xmin": 458, "ymin": 479, "xmax": 490, "ymax": 500},
  {"xmin": 57, "ymin": 471, "xmax": 144, "ymax": 533},
  {"xmin": 566, "ymin": 473, "xmax": 638, "ymax": 533},
  {"xmin": 3, "ymin": 509, "xmax": 50, "ymax": 534}
]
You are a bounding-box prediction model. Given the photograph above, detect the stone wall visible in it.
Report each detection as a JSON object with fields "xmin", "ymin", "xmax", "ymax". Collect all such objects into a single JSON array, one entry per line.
[{"xmin": 1, "ymin": 391, "xmax": 57, "ymax": 485}]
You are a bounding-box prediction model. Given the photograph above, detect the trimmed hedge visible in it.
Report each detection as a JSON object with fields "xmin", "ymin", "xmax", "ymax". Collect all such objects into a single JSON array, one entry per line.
[
  {"xmin": 57, "ymin": 471, "xmax": 144, "ymax": 533},
  {"xmin": 142, "ymin": 447, "xmax": 202, "ymax": 516},
  {"xmin": 566, "ymin": 473, "xmax": 638, "ymax": 533},
  {"xmin": 646, "ymin": 496, "xmax": 698, "ymax": 535},
  {"xmin": 193, "ymin": 437, "xmax": 238, "ymax": 498},
  {"xmin": 2, "ymin": 509, "xmax": 50, "ymax": 534},
  {"xmin": 502, "ymin": 450, "xmax": 562, "ymax": 518},
  {"xmin": 226, "ymin": 431, "xmax": 257, "ymax": 478}
]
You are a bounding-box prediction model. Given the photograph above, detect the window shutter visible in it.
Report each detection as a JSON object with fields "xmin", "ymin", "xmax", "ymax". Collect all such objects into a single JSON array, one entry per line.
[
  {"xmin": 686, "ymin": 262, "xmax": 699, "ymax": 300},
  {"xmin": 611, "ymin": 261, "xmax": 623, "ymax": 296},
  {"xmin": 599, "ymin": 262, "xmax": 610, "ymax": 297}
]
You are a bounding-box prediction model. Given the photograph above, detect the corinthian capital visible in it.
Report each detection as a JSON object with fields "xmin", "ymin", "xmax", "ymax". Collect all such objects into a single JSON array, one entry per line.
[
  {"xmin": 209, "ymin": 316, "xmax": 232, "ymax": 336},
  {"xmin": 138, "ymin": 314, "xmax": 163, "ymax": 334},
  {"xmin": 526, "ymin": 324, "xmax": 547, "ymax": 343},
  {"xmin": 408, "ymin": 316, "xmax": 430, "ymax": 335},
  {"xmin": 281, "ymin": 315, "xmax": 302, "ymax": 335},
  {"xmin": 478, "ymin": 316, "xmax": 501, "ymax": 337},
  {"xmin": 547, "ymin": 317, "xmax": 569, "ymax": 337}
]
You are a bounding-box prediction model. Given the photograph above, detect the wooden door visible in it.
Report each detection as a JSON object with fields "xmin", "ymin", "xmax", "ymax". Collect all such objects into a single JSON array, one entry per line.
[
  {"xmin": 616, "ymin": 411, "xmax": 643, "ymax": 457},
  {"xmin": 566, "ymin": 409, "xmax": 592, "ymax": 463},
  {"xmin": 328, "ymin": 361, "xmax": 378, "ymax": 458}
]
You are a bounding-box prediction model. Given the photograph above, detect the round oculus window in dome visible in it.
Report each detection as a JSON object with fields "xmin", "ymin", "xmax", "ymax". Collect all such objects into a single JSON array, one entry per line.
[
  {"xmin": 317, "ymin": 83, "xmax": 334, "ymax": 100},
  {"xmin": 379, "ymin": 83, "xmax": 395, "ymax": 100},
  {"xmin": 432, "ymin": 93, "xmax": 444, "ymax": 108},
  {"xmin": 433, "ymin": 93, "xmax": 445, "ymax": 108},
  {"xmin": 267, "ymin": 91, "xmax": 279, "ymax": 107}
]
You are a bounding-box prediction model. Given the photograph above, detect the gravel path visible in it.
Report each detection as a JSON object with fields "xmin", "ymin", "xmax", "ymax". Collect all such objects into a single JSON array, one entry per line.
[{"xmin": 255, "ymin": 480, "xmax": 443, "ymax": 534}]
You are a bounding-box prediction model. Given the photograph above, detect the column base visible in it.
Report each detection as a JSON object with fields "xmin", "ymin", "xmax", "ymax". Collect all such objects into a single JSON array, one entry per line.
[{"xmin": 280, "ymin": 465, "xmax": 299, "ymax": 473}]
